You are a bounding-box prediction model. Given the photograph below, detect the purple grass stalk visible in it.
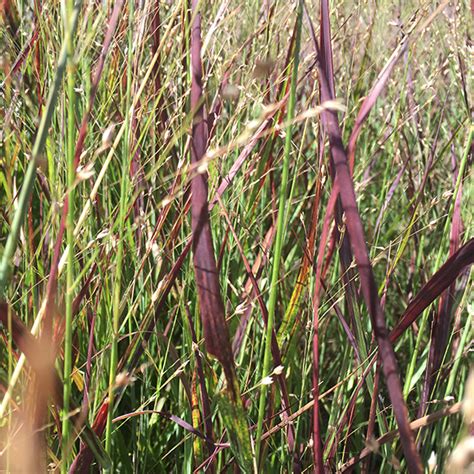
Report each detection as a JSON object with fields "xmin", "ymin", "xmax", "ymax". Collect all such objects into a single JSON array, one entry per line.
[
  {"xmin": 189, "ymin": 0, "xmax": 239, "ymax": 388},
  {"xmin": 321, "ymin": 55, "xmax": 423, "ymax": 474},
  {"xmin": 304, "ymin": 1, "xmax": 423, "ymax": 470},
  {"xmin": 309, "ymin": 186, "xmax": 339, "ymax": 472},
  {"xmin": 307, "ymin": 3, "xmax": 336, "ymax": 469},
  {"xmin": 318, "ymin": 0, "xmax": 335, "ymax": 100},
  {"xmin": 318, "ymin": 2, "xmax": 360, "ymax": 437},
  {"xmin": 416, "ymin": 109, "xmax": 461, "ymax": 417},
  {"xmin": 390, "ymin": 238, "xmax": 474, "ymax": 343},
  {"xmin": 69, "ymin": 400, "xmax": 109, "ymax": 474},
  {"xmin": 449, "ymin": 146, "xmax": 466, "ymax": 357},
  {"xmin": 9, "ymin": 28, "xmax": 39, "ymax": 75},
  {"xmin": 188, "ymin": 3, "xmax": 255, "ymax": 470}
]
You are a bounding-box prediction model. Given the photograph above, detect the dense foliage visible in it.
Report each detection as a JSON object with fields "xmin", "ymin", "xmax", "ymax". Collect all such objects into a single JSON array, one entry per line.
[{"xmin": 0, "ymin": 1, "xmax": 472, "ymax": 472}]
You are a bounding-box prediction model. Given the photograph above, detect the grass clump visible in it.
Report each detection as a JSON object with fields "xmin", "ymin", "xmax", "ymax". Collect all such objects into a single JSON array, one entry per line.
[{"xmin": 0, "ymin": 0, "xmax": 472, "ymax": 472}]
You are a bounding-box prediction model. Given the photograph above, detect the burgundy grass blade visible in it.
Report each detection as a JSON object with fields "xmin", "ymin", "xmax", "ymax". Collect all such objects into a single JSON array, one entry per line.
[
  {"xmin": 189, "ymin": 0, "xmax": 236, "ymax": 388},
  {"xmin": 449, "ymin": 145, "xmax": 467, "ymax": 357},
  {"xmin": 319, "ymin": 0, "xmax": 358, "ymax": 381},
  {"xmin": 69, "ymin": 399, "xmax": 109, "ymax": 474},
  {"xmin": 418, "ymin": 148, "xmax": 466, "ymax": 416},
  {"xmin": 188, "ymin": 6, "xmax": 254, "ymax": 469},
  {"xmin": 309, "ymin": 179, "xmax": 339, "ymax": 474},
  {"xmin": 321, "ymin": 65, "xmax": 423, "ymax": 474},
  {"xmin": 10, "ymin": 27, "xmax": 39, "ymax": 75},
  {"xmin": 418, "ymin": 238, "xmax": 453, "ymax": 414},
  {"xmin": 347, "ymin": 29, "xmax": 409, "ymax": 173},
  {"xmin": 390, "ymin": 238, "xmax": 474, "ymax": 343},
  {"xmin": 319, "ymin": 0, "xmax": 335, "ymax": 100},
  {"xmin": 305, "ymin": 1, "xmax": 423, "ymax": 470}
]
